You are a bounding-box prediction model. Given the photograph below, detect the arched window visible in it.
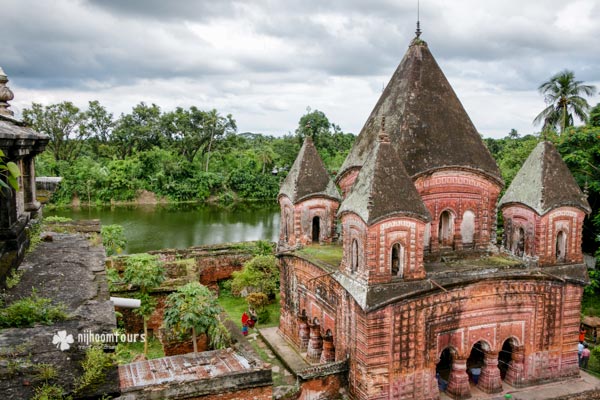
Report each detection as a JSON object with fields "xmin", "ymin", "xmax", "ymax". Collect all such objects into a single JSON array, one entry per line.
[
  {"xmin": 424, "ymin": 222, "xmax": 431, "ymax": 250},
  {"xmin": 556, "ymin": 231, "xmax": 567, "ymax": 262},
  {"xmin": 351, "ymin": 239, "xmax": 358, "ymax": 273},
  {"xmin": 512, "ymin": 226, "xmax": 525, "ymax": 256},
  {"xmin": 283, "ymin": 212, "xmax": 289, "ymax": 241},
  {"xmin": 438, "ymin": 210, "xmax": 454, "ymax": 246},
  {"xmin": 460, "ymin": 210, "xmax": 475, "ymax": 245},
  {"xmin": 312, "ymin": 216, "xmax": 320, "ymax": 243},
  {"xmin": 391, "ymin": 242, "xmax": 404, "ymax": 277}
]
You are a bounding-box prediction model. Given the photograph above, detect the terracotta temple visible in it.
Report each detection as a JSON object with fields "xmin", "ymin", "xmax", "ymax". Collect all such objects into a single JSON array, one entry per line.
[{"xmin": 276, "ymin": 34, "xmax": 590, "ymax": 400}]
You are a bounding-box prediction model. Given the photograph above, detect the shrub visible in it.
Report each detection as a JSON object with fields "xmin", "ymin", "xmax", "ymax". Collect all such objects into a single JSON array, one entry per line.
[
  {"xmin": 231, "ymin": 255, "xmax": 279, "ymax": 299},
  {"xmin": 74, "ymin": 342, "xmax": 115, "ymax": 394},
  {"xmin": 0, "ymin": 291, "xmax": 67, "ymax": 328},
  {"xmin": 101, "ymin": 224, "xmax": 127, "ymax": 256}
]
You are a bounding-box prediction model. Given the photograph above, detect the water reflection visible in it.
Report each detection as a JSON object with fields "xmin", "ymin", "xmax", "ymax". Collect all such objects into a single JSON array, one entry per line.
[{"xmin": 47, "ymin": 202, "xmax": 280, "ymax": 254}]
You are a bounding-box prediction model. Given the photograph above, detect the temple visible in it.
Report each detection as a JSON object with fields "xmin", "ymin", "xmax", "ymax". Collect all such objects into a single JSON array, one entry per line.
[{"xmin": 276, "ymin": 36, "xmax": 590, "ymax": 400}]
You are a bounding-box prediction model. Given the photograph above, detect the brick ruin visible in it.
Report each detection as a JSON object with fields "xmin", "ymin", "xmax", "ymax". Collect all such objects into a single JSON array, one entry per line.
[{"xmin": 276, "ymin": 35, "xmax": 591, "ymax": 400}]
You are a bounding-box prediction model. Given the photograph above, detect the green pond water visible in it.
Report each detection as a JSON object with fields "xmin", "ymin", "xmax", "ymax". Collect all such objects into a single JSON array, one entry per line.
[{"xmin": 46, "ymin": 203, "xmax": 280, "ymax": 254}]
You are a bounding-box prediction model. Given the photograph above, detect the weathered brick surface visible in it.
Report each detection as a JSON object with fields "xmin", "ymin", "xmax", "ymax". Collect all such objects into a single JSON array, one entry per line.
[
  {"xmin": 190, "ymin": 386, "xmax": 272, "ymax": 400},
  {"xmin": 502, "ymin": 205, "xmax": 586, "ymax": 265},
  {"xmin": 298, "ymin": 374, "xmax": 345, "ymax": 400},
  {"xmin": 279, "ymin": 196, "xmax": 339, "ymax": 247}
]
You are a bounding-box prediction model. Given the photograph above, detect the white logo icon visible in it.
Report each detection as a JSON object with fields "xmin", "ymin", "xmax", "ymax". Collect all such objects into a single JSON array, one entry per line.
[{"xmin": 52, "ymin": 330, "xmax": 74, "ymax": 351}]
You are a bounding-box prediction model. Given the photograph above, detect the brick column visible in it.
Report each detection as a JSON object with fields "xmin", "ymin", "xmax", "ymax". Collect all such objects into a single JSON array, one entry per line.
[
  {"xmin": 478, "ymin": 350, "xmax": 502, "ymax": 394},
  {"xmin": 22, "ymin": 156, "xmax": 41, "ymax": 217},
  {"xmin": 298, "ymin": 316, "xmax": 310, "ymax": 352},
  {"xmin": 446, "ymin": 357, "xmax": 471, "ymax": 400},
  {"xmin": 505, "ymin": 345, "xmax": 525, "ymax": 387},
  {"xmin": 320, "ymin": 334, "xmax": 335, "ymax": 363},
  {"xmin": 306, "ymin": 323, "xmax": 323, "ymax": 363}
]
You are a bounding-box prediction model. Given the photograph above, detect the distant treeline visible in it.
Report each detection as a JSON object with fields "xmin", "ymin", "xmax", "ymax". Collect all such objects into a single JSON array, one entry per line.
[{"xmin": 25, "ymin": 102, "xmax": 355, "ymax": 205}]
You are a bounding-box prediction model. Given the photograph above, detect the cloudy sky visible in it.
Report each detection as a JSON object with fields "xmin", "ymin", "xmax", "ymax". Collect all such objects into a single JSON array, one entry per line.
[{"xmin": 2, "ymin": 0, "xmax": 599, "ymax": 138}]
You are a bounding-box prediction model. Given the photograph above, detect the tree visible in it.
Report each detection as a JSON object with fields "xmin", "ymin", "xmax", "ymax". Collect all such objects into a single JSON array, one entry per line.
[
  {"xmin": 122, "ymin": 254, "xmax": 165, "ymax": 356},
  {"xmin": 112, "ymin": 103, "xmax": 163, "ymax": 159},
  {"xmin": 231, "ymin": 255, "xmax": 279, "ymax": 300},
  {"xmin": 295, "ymin": 107, "xmax": 332, "ymax": 148},
  {"xmin": 533, "ymin": 70, "xmax": 596, "ymax": 133},
  {"xmin": 163, "ymin": 281, "xmax": 221, "ymax": 354},
  {"xmin": 589, "ymin": 103, "xmax": 600, "ymax": 127},
  {"xmin": 256, "ymin": 144, "xmax": 276, "ymax": 174},
  {"xmin": 22, "ymin": 102, "xmax": 88, "ymax": 172},
  {"xmin": 85, "ymin": 100, "xmax": 114, "ymax": 143},
  {"xmin": 203, "ymin": 109, "xmax": 237, "ymax": 172}
]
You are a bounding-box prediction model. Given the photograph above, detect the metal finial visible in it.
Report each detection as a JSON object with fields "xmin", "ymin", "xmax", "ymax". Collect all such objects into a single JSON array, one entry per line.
[{"xmin": 415, "ymin": 0, "xmax": 422, "ymax": 38}]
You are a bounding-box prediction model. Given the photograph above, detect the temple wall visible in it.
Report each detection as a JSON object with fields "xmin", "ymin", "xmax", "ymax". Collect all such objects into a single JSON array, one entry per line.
[{"xmin": 414, "ymin": 170, "xmax": 502, "ymax": 252}]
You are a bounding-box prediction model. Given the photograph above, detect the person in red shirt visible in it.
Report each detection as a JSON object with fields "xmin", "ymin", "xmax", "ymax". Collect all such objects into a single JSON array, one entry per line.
[{"xmin": 579, "ymin": 325, "xmax": 587, "ymax": 342}]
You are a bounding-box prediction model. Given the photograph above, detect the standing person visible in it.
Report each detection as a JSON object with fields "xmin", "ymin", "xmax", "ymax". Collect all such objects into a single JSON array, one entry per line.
[
  {"xmin": 594, "ymin": 328, "xmax": 597, "ymax": 345},
  {"xmin": 578, "ymin": 341, "xmax": 585, "ymax": 366},
  {"xmin": 581, "ymin": 344, "xmax": 591, "ymax": 369},
  {"xmin": 241, "ymin": 312, "xmax": 249, "ymax": 336},
  {"xmin": 579, "ymin": 324, "xmax": 587, "ymax": 342}
]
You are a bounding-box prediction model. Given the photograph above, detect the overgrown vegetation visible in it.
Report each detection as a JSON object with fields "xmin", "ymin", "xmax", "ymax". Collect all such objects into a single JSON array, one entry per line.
[
  {"xmin": 217, "ymin": 280, "xmax": 280, "ymax": 328},
  {"xmin": 122, "ymin": 254, "xmax": 165, "ymax": 355},
  {"xmin": 231, "ymin": 255, "xmax": 279, "ymax": 299},
  {"xmin": 0, "ymin": 291, "xmax": 67, "ymax": 328},
  {"xmin": 74, "ymin": 342, "xmax": 115, "ymax": 394},
  {"xmin": 100, "ymin": 224, "xmax": 127, "ymax": 256},
  {"xmin": 163, "ymin": 281, "xmax": 223, "ymax": 353},
  {"xmin": 115, "ymin": 336, "xmax": 164, "ymax": 365}
]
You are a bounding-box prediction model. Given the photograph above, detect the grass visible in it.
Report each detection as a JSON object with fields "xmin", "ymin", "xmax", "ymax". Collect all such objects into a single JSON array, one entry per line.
[
  {"xmin": 295, "ymin": 244, "xmax": 343, "ymax": 267},
  {"xmin": 217, "ymin": 282, "xmax": 280, "ymax": 329},
  {"xmin": 448, "ymin": 255, "xmax": 522, "ymax": 268},
  {"xmin": 115, "ymin": 336, "xmax": 165, "ymax": 365}
]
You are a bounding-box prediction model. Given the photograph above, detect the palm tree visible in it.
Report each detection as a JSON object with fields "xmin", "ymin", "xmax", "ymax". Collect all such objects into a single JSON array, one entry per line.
[{"xmin": 533, "ymin": 70, "xmax": 596, "ymax": 133}]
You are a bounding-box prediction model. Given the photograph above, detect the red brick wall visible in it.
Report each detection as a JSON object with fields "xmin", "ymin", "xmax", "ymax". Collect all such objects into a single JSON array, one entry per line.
[
  {"xmin": 502, "ymin": 205, "xmax": 586, "ymax": 265},
  {"xmin": 414, "ymin": 169, "xmax": 502, "ymax": 252},
  {"xmin": 279, "ymin": 253, "xmax": 584, "ymax": 400},
  {"xmin": 279, "ymin": 196, "xmax": 339, "ymax": 247},
  {"xmin": 299, "ymin": 374, "xmax": 345, "ymax": 400},
  {"xmin": 337, "ymin": 168, "xmax": 360, "ymax": 199}
]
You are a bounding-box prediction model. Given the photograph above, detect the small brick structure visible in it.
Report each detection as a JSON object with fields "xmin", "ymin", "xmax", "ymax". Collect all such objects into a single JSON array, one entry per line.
[{"xmin": 118, "ymin": 349, "xmax": 272, "ymax": 400}]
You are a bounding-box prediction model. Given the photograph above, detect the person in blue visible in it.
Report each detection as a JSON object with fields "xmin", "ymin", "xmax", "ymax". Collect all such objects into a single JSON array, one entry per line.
[{"xmin": 436, "ymin": 372, "xmax": 448, "ymax": 391}]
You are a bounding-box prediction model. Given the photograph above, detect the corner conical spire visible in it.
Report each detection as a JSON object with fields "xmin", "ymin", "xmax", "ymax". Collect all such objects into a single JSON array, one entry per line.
[
  {"xmin": 338, "ymin": 38, "xmax": 502, "ymax": 184},
  {"xmin": 499, "ymin": 141, "xmax": 591, "ymax": 215},
  {"xmin": 278, "ymin": 137, "xmax": 340, "ymax": 204},
  {"xmin": 338, "ymin": 119, "xmax": 430, "ymax": 225}
]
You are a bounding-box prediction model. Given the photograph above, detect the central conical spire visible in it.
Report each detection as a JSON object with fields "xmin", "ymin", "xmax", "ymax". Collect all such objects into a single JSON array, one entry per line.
[{"xmin": 338, "ymin": 38, "xmax": 502, "ymax": 184}]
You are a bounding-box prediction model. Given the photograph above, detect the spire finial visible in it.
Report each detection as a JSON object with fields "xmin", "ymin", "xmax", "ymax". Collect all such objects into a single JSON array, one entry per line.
[
  {"xmin": 415, "ymin": 0, "xmax": 422, "ymax": 38},
  {"xmin": 0, "ymin": 67, "xmax": 15, "ymax": 117}
]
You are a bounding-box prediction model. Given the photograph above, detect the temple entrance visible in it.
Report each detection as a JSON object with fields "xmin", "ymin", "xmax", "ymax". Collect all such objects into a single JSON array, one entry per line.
[
  {"xmin": 436, "ymin": 348, "xmax": 453, "ymax": 383},
  {"xmin": 499, "ymin": 339, "xmax": 513, "ymax": 380},
  {"xmin": 438, "ymin": 210, "xmax": 454, "ymax": 246},
  {"xmin": 556, "ymin": 231, "xmax": 566, "ymax": 262},
  {"xmin": 466, "ymin": 342, "xmax": 485, "ymax": 384},
  {"xmin": 312, "ymin": 216, "xmax": 320, "ymax": 243}
]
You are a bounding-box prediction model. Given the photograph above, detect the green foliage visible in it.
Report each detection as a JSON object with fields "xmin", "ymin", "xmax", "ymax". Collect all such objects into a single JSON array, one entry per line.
[
  {"xmin": 101, "ymin": 224, "xmax": 127, "ymax": 256},
  {"xmin": 163, "ymin": 281, "xmax": 221, "ymax": 339},
  {"xmin": 0, "ymin": 291, "xmax": 67, "ymax": 328},
  {"xmin": 217, "ymin": 280, "xmax": 281, "ymax": 328},
  {"xmin": 208, "ymin": 318, "xmax": 232, "ymax": 350},
  {"xmin": 246, "ymin": 292, "xmax": 269, "ymax": 310},
  {"xmin": 35, "ymin": 363, "xmax": 58, "ymax": 382},
  {"xmin": 252, "ymin": 240, "xmax": 274, "ymax": 256},
  {"xmin": 123, "ymin": 254, "xmax": 165, "ymax": 295},
  {"xmin": 74, "ymin": 342, "xmax": 115, "ymax": 394},
  {"xmin": 44, "ymin": 216, "xmax": 73, "ymax": 223},
  {"xmin": 231, "ymin": 255, "xmax": 279, "ymax": 299},
  {"xmin": 5, "ymin": 268, "xmax": 24, "ymax": 289},
  {"xmin": 31, "ymin": 383, "xmax": 69, "ymax": 400},
  {"xmin": 115, "ymin": 336, "xmax": 164, "ymax": 365},
  {"xmin": 590, "ymin": 103, "xmax": 600, "ymax": 127},
  {"xmin": 0, "ymin": 148, "xmax": 21, "ymax": 191},
  {"xmin": 533, "ymin": 70, "xmax": 596, "ymax": 133}
]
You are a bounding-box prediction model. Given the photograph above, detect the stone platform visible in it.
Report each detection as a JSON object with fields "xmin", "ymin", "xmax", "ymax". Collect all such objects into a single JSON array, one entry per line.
[{"xmin": 258, "ymin": 326, "xmax": 310, "ymax": 374}]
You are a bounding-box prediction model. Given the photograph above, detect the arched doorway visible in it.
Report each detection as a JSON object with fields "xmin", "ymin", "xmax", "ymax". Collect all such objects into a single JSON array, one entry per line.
[
  {"xmin": 390, "ymin": 243, "xmax": 404, "ymax": 277},
  {"xmin": 461, "ymin": 210, "xmax": 475, "ymax": 245},
  {"xmin": 499, "ymin": 339, "xmax": 514, "ymax": 380},
  {"xmin": 436, "ymin": 348, "xmax": 453, "ymax": 384},
  {"xmin": 438, "ymin": 210, "xmax": 454, "ymax": 246},
  {"xmin": 312, "ymin": 216, "xmax": 320, "ymax": 243},
  {"xmin": 283, "ymin": 212, "xmax": 290, "ymax": 241},
  {"xmin": 556, "ymin": 231, "xmax": 566, "ymax": 262},
  {"xmin": 466, "ymin": 342, "xmax": 486, "ymax": 384}
]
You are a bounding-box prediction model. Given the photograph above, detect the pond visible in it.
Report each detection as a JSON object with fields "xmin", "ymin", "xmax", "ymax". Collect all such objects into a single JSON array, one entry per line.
[{"xmin": 46, "ymin": 202, "xmax": 281, "ymax": 254}]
